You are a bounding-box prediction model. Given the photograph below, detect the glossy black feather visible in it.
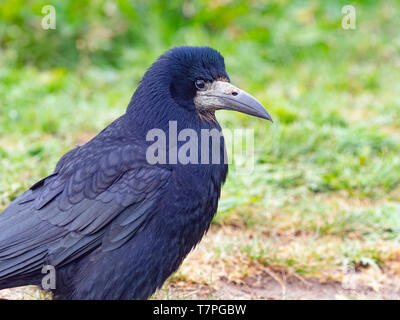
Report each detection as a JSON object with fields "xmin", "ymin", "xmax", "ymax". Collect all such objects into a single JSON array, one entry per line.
[{"xmin": 0, "ymin": 46, "xmax": 228, "ymax": 299}]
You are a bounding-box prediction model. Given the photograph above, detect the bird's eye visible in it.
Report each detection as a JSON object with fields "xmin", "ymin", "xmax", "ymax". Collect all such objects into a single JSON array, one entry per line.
[{"xmin": 195, "ymin": 80, "xmax": 206, "ymax": 91}]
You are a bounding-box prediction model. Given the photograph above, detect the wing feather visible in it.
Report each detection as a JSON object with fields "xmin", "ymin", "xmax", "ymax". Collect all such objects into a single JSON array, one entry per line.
[{"xmin": 0, "ymin": 140, "xmax": 170, "ymax": 282}]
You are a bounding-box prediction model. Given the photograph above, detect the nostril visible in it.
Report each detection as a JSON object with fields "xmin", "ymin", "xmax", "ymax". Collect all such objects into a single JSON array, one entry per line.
[{"xmin": 232, "ymin": 91, "xmax": 238, "ymax": 96}]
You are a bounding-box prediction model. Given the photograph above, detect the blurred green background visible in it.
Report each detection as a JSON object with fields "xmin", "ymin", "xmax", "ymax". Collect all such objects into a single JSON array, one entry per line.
[{"xmin": 1, "ymin": 0, "xmax": 400, "ymax": 292}]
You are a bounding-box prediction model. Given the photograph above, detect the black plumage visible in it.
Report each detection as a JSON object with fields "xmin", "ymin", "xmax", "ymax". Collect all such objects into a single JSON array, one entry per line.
[{"xmin": 0, "ymin": 46, "xmax": 271, "ymax": 299}]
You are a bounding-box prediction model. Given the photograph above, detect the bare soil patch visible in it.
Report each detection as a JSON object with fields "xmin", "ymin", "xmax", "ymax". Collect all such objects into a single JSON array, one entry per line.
[{"xmin": 155, "ymin": 273, "xmax": 400, "ymax": 300}]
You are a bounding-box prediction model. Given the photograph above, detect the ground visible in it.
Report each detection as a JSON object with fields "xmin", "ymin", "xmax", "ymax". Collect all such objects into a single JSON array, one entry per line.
[
  {"xmin": 1, "ymin": 1, "xmax": 400, "ymax": 300},
  {"xmin": 2, "ymin": 224, "xmax": 400, "ymax": 300}
]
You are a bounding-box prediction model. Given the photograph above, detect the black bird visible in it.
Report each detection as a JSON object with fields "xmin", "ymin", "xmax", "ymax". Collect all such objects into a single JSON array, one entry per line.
[{"xmin": 0, "ymin": 46, "xmax": 272, "ymax": 299}]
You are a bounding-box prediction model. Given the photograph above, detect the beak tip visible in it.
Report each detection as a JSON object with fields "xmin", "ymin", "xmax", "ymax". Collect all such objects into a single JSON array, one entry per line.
[{"xmin": 263, "ymin": 111, "xmax": 273, "ymax": 123}]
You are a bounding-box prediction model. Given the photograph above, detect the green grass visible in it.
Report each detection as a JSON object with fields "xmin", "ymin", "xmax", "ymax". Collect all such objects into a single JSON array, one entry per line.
[{"xmin": 1, "ymin": 0, "xmax": 400, "ymax": 298}]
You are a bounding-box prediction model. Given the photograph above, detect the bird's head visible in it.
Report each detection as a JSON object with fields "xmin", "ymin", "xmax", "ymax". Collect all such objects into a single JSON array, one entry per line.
[{"xmin": 129, "ymin": 46, "xmax": 272, "ymax": 125}]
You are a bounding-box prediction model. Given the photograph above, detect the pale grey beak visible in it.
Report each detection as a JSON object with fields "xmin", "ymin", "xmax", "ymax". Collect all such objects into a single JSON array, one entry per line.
[{"xmin": 194, "ymin": 81, "xmax": 273, "ymax": 122}]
